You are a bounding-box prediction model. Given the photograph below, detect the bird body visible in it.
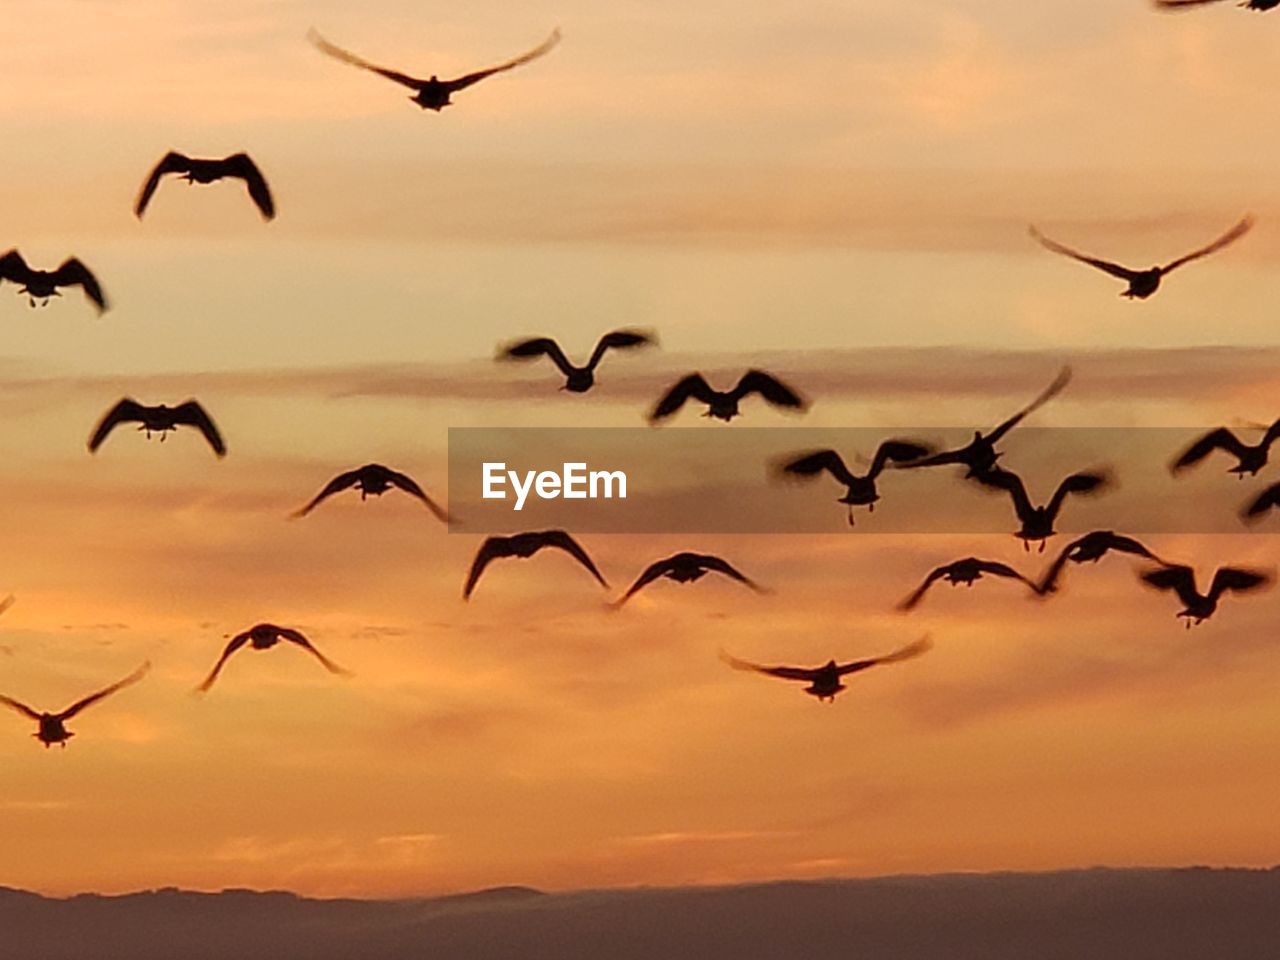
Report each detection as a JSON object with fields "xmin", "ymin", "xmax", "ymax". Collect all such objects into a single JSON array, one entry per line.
[
  {"xmin": 722, "ymin": 637, "xmax": 931, "ymax": 702},
  {"xmin": 0, "ymin": 662, "xmax": 150, "ymax": 748},
  {"xmin": 649, "ymin": 370, "xmax": 807, "ymax": 423},
  {"xmin": 974, "ymin": 466, "xmax": 1109, "ymax": 551},
  {"xmin": 779, "ymin": 441, "xmax": 932, "ymax": 525},
  {"xmin": 88, "ymin": 398, "xmax": 226, "ymax": 457},
  {"xmin": 464, "ymin": 530, "xmax": 608, "ymax": 599},
  {"xmin": 293, "ymin": 464, "xmax": 448, "ymax": 521},
  {"xmin": 135, "ymin": 152, "xmax": 275, "ymax": 220},
  {"xmin": 1036, "ymin": 531, "xmax": 1163, "ymax": 594},
  {"xmin": 197, "ymin": 624, "xmax": 350, "ymax": 692},
  {"xmin": 898, "ymin": 558, "xmax": 1038, "ymax": 610},
  {"xmin": 308, "ymin": 28, "xmax": 561, "ymax": 111},
  {"xmin": 0, "ymin": 250, "xmax": 107, "ymax": 313},
  {"xmin": 1171, "ymin": 422, "xmax": 1280, "ymax": 477},
  {"xmin": 500, "ymin": 329, "xmax": 653, "ymax": 393},
  {"xmin": 1140, "ymin": 563, "xmax": 1270, "ymax": 626},
  {"xmin": 611, "ymin": 552, "xmax": 762, "ymax": 607}
]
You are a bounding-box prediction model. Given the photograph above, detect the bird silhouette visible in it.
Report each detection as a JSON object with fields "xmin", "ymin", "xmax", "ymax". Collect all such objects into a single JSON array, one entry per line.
[
  {"xmin": 1170, "ymin": 421, "xmax": 1280, "ymax": 478},
  {"xmin": 1242, "ymin": 482, "xmax": 1280, "ymax": 522},
  {"xmin": 778, "ymin": 441, "xmax": 932, "ymax": 526},
  {"xmin": 1155, "ymin": 0, "xmax": 1278, "ymax": 10},
  {"xmin": 897, "ymin": 558, "xmax": 1039, "ymax": 611},
  {"xmin": 293, "ymin": 464, "xmax": 448, "ymax": 521},
  {"xmin": 135, "ymin": 152, "xmax": 275, "ymax": 220},
  {"xmin": 499, "ymin": 329, "xmax": 654, "ymax": 393},
  {"xmin": 0, "ymin": 250, "xmax": 107, "ymax": 314},
  {"xmin": 308, "ymin": 28, "xmax": 561, "ymax": 111},
  {"xmin": 1140, "ymin": 563, "xmax": 1270, "ymax": 626},
  {"xmin": 973, "ymin": 466, "xmax": 1109, "ymax": 552},
  {"xmin": 197, "ymin": 624, "xmax": 350, "ymax": 692},
  {"xmin": 88, "ymin": 398, "xmax": 225, "ymax": 457},
  {"xmin": 649, "ymin": 370, "xmax": 807, "ymax": 423},
  {"xmin": 1030, "ymin": 217, "xmax": 1253, "ymax": 299},
  {"xmin": 906, "ymin": 367, "xmax": 1071, "ymax": 478},
  {"xmin": 464, "ymin": 530, "xmax": 608, "ymax": 600},
  {"xmin": 610, "ymin": 552, "xmax": 763, "ymax": 608},
  {"xmin": 721, "ymin": 637, "xmax": 931, "ymax": 703},
  {"xmin": 1036, "ymin": 531, "xmax": 1164, "ymax": 594},
  {"xmin": 0, "ymin": 662, "xmax": 150, "ymax": 748}
]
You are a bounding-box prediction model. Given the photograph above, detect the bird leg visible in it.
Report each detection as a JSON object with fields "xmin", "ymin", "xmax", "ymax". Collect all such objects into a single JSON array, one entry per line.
[{"xmin": 847, "ymin": 505, "xmax": 855, "ymax": 527}]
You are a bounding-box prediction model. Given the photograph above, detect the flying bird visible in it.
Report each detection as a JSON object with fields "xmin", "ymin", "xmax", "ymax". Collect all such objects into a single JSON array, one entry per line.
[
  {"xmin": 499, "ymin": 329, "xmax": 654, "ymax": 393},
  {"xmin": 88, "ymin": 398, "xmax": 225, "ymax": 457},
  {"xmin": 464, "ymin": 530, "xmax": 608, "ymax": 600},
  {"xmin": 293, "ymin": 464, "xmax": 448, "ymax": 521},
  {"xmin": 1030, "ymin": 216, "xmax": 1253, "ymax": 299},
  {"xmin": 1242, "ymin": 482, "xmax": 1280, "ymax": 522},
  {"xmin": 649, "ymin": 370, "xmax": 807, "ymax": 423},
  {"xmin": 1155, "ymin": 0, "xmax": 1278, "ymax": 11},
  {"xmin": 1170, "ymin": 420, "xmax": 1280, "ymax": 478},
  {"xmin": 610, "ymin": 552, "xmax": 763, "ymax": 608},
  {"xmin": 0, "ymin": 662, "xmax": 150, "ymax": 748},
  {"xmin": 974, "ymin": 466, "xmax": 1109, "ymax": 552},
  {"xmin": 308, "ymin": 27, "xmax": 561, "ymax": 111},
  {"xmin": 1140, "ymin": 563, "xmax": 1270, "ymax": 626},
  {"xmin": 0, "ymin": 250, "xmax": 107, "ymax": 314},
  {"xmin": 778, "ymin": 441, "xmax": 932, "ymax": 526},
  {"xmin": 197, "ymin": 624, "xmax": 350, "ymax": 692},
  {"xmin": 906, "ymin": 367, "xmax": 1071, "ymax": 478},
  {"xmin": 134, "ymin": 152, "xmax": 275, "ymax": 220},
  {"xmin": 897, "ymin": 558, "xmax": 1039, "ymax": 611},
  {"xmin": 721, "ymin": 637, "xmax": 931, "ymax": 703},
  {"xmin": 1036, "ymin": 531, "xmax": 1164, "ymax": 594}
]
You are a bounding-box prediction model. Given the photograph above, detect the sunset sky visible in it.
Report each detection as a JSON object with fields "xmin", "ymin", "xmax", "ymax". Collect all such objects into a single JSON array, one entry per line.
[{"xmin": 3, "ymin": 0, "xmax": 1280, "ymax": 899}]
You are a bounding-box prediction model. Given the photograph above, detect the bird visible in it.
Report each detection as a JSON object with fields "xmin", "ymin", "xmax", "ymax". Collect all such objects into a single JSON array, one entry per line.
[
  {"xmin": 0, "ymin": 250, "xmax": 107, "ymax": 314},
  {"xmin": 1155, "ymin": 0, "xmax": 1278, "ymax": 11},
  {"xmin": 0, "ymin": 662, "xmax": 150, "ymax": 748},
  {"xmin": 610, "ymin": 552, "xmax": 764, "ymax": 608},
  {"xmin": 1030, "ymin": 216, "xmax": 1253, "ymax": 299},
  {"xmin": 721, "ymin": 637, "xmax": 931, "ymax": 703},
  {"xmin": 973, "ymin": 466, "xmax": 1109, "ymax": 552},
  {"xmin": 649, "ymin": 370, "xmax": 807, "ymax": 423},
  {"xmin": 464, "ymin": 530, "xmax": 608, "ymax": 600},
  {"xmin": 87, "ymin": 398, "xmax": 226, "ymax": 457},
  {"xmin": 499, "ymin": 329, "xmax": 654, "ymax": 393},
  {"xmin": 308, "ymin": 27, "xmax": 561, "ymax": 111},
  {"xmin": 1242, "ymin": 482, "xmax": 1280, "ymax": 522},
  {"xmin": 897, "ymin": 558, "xmax": 1039, "ymax": 611},
  {"xmin": 1140, "ymin": 563, "xmax": 1270, "ymax": 626},
  {"xmin": 134, "ymin": 152, "xmax": 275, "ymax": 221},
  {"xmin": 292, "ymin": 464, "xmax": 448, "ymax": 521},
  {"xmin": 778, "ymin": 441, "xmax": 933, "ymax": 526},
  {"xmin": 1170, "ymin": 421, "xmax": 1280, "ymax": 478},
  {"xmin": 906, "ymin": 367, "xmax": 1071, "ymax": 478},
  {"xmin": 197, "ymin": 624, "xmax": 350, "ymax": 692},
  {"xmin": 1036, "ymin": 531, "xmax": 1164, "ymax": 594}
]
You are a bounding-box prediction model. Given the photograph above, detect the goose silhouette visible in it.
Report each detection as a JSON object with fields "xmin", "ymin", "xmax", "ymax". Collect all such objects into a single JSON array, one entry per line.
[
  {"xmin": 135, "ymin": 152, "xmax": 275, "ymax": 220},
  {"xmin": 973, "ymin": 465, "xmax": 1110, "ymax": 552},
  {"xmin": 610, "ymin": 552, "xmax": 763, "ymax": 608},
  {"xmin": 721, "ymin": 637, "xmax": 931, "ymax": 703},
  {"xmin": 464, "ymin": 530, "xmax": 608, "ymax": 600},
  {"xmin": 649, "ymin": 370, "xmax": 807, "ymax": 423},
  {"xmin": 499, "ymin": 329, "xmax": 654, "ymax": 393},
  {"xmin": 1140, "ymin": 563, "xmax": 1270, "ymax": 626},
  {"xmin": 88, "ymin": 399, "xmax": 225, "ymax": 457},
  {"xmin": 293, "ymin": 464, "xmax": 448, "ymax": 521},
  {"xmin": 898, "ymin": 558, "xmax": 1039, "ymax": 611},
  {"xmin": 1171, "ymin": 421, "xmax": 1280, "ymax": 478},
  {"xmin": 197, "ymin": 624, "xmax": 350, "ymax": 692},
  {"xmin": 1036, "ymin": 531, "xmax": 1164, "ymax": 595},
  {"xmin": 1, "ymin": 662, "xmax": 150, "ymax": 748},
  {"xmin": 0, "ymin": 250, "xmax": 107, "ymax": 314},
  {"xmin": 778, "ymin": 441, "xmax": 932, "ymax": 526}
]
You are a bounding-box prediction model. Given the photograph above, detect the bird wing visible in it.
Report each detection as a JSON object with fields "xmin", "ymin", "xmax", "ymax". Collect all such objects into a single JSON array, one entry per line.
[
  {"xmin": 307, "ymin": 29, "xmax": 425, "ymax": 89},
  {"xmin": 1045, "ymin": 471, "xmax": 1109, "ymax": 520},
  {"xmin": 974, "ymin": 560, "xmax": 1037, "ymax": 587},
  {"xmin": 51, "ymin": 258, "xmax": 107, "ymax": 313},
  {"xmin": 779, "ymin": 449, "xmax": 857, "ymax": 486},
  {"xmin": 1140, "ymin": 564, "xmax": 1201, "ymax": 607},
  {"xmin": 1036, "ymin": 546, "xmax": 1075, "ymax": 595},
  {"xmin": 1171, "ymin": 428, "xmax": 1248, "ymax": 472},
  {"xmin": 443, "ymin": 29, "xmax": 562, "ymax": 93},
  {"xmin": 171, "ymin": 400, "xmax": 226, "ymax": 456},
  {"xmin": 694, "ymin": 554, "xmax": 763, "ymax": 592},
  {"xmin": 58, "ymin": 661, "xmax": 150, "ymax": 720},
  {"xmin": 610, "ymin": 558, "xmax": 675, "ymax": 608},
  {"xmin": 1160, "ymin": 216, "xmax": 1253, "ymax": 274},
  {"xmin": 972, "ymin": 467, "xmax": 1035, "ymax": 523},
  {"xmin": 196, "ymin": 633, "xmax": 251, "ymax": 692},
  {"xmin": 1243, "ymin": 482, "xmax": 1280, "ymax": 521},
  {"xmin": 1208, "ymin": 567, "xmax": 1271, "ymax": 600},
  {"xmin": 1029, "ymin": 226, "xmax": 1140, "ymax": 282},
  {"xmin": 0, "ymin": 694, "xmax": 42, "ymax": 722},
  {"xmin": 1093, "ymin": 532, "xmax": 1160, "ymax": 561},
  {"xmin": 1259, "ymin": 417, "xmax": 1280, "ymax": 453},
  {"xmin": 731, "ymin": 370, "xmax": 807, "ymax": 410},
  {"xmin": 292, "ymin": 469, "xmax": 364, "ymax": 517},
  {"xmin": 986, "ymin": 366, "xmax": 1072, "ymax": 444},
  {"xmin": 837, "ymin": 635, "xmax": 932, "ymax": 675},
  {"xmin": 87, "ymin": 398, "xmax": 149, "ymax": 452},
  {"xmin": 586, "ymin": 329, "xmax": 654, "ymax": 370},
  {"xmin": 277, "ymin": 627, "xmax": 351, "ymax": 676},
  {"xmin": 1154, "ymin": 0, "xmax": 1232, "ymax": 7},
  {"xmin": 500, "ymin": 337, "xmax": 575, "ymax": 376},
  {"xmin": 649, "ymin": 374, "xmax": 717, "ymax": 421},
  {"xmin": 896, "ymin": 565, "xmax": 952, "ymax": 612},
  {"xmin": 538, "ymin": 530, "xmax": 609, "ymax": 589},
  {"xmin": 901, "ymin": 445, "xmax": 969, "ymax": 469},
  {"xmin": 134, "ymin": 151, "xmax": 192, "ymax": 218},
  {"xmin": 0, "ymin": 250, "xmax": 34, "ymax": 285},
  {"xmin": 719, "ymin": 650, "xmax": 816, "ymax": 682},
  {"xmin": 222, "ymin": 153, "xmax": 275, "ymax": 220},
  {"xmin": 463, "ymin": 537, "xmax": 514, "ymax": 599},
  {"xmin": 868, "ymin": 440, "xmax": 934, "ymax": 478},
  {"xmin": 0, "ymin": 594, "xmax": 15, "ymax": 617},
  {"xmin": 387, "ymin": 468, "xmax": 450, "ymax": 523}
]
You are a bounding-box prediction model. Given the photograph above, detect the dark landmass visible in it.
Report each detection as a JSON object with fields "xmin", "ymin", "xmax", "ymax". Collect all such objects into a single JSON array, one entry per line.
[{"xmin": 1, "ymin": 868, "xmax": 1278, "ymax": 959}]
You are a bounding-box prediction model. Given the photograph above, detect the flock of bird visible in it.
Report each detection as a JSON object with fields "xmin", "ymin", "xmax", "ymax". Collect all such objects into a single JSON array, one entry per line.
[{"xmin": 1, "ymin": 7, "xmax": 1276, "ymax": 743}]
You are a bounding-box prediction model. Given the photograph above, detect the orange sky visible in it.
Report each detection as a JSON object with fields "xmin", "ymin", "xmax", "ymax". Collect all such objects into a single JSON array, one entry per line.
[{"xmin": 2, "ymin": 0, "xmax": 1280, "ymax": 898}]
